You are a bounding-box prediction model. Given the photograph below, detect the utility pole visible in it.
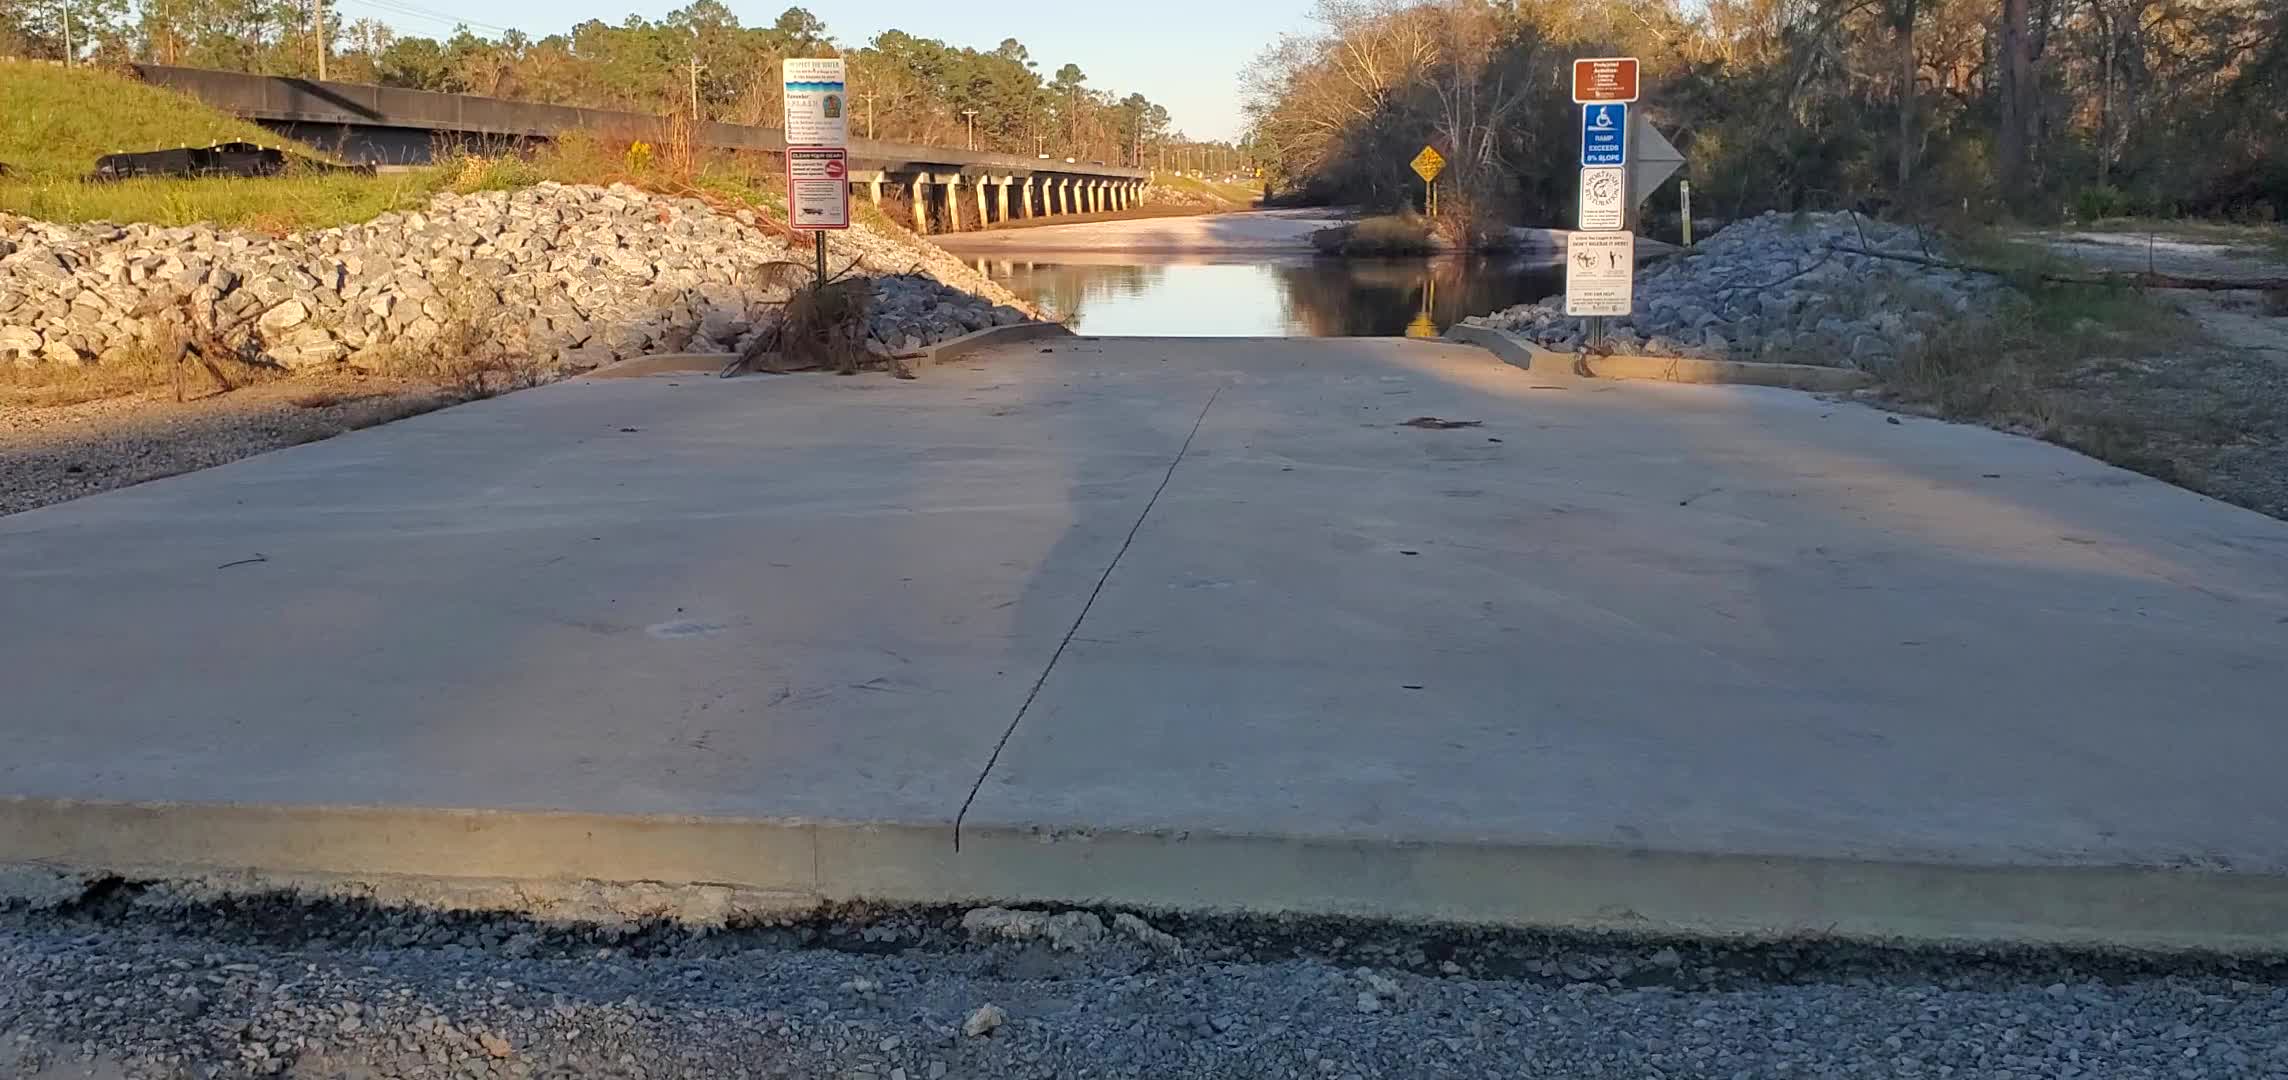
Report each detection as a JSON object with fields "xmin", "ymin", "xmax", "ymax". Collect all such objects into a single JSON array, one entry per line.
[
  {"xmin": 61, "ymin": 0, "xmax": 74, "ymax": 66},
  {"xmin": 313, "ymin": 0, "xmax": 327, "ymax": 80},
  {"xmin": 687, "ymin": 53, "xmax": 701, "ymax": 119},
  {"xmin": 861, "ymin": 94, "xmax": 875, "ymax": 140},
  {"xmin": 961, "ymin": 109, "xmax": 978, "ymax": 151}
]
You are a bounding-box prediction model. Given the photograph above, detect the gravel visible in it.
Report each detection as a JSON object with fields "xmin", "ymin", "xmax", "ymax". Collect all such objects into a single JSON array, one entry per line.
[
  {"xmin": 0, "ymin": 375, "xmax": 451, "ymax": 516},
  {"xmin": 5, "ymin": 888, "xmax": 2286, "ymax": 1079},
  {"xmin": 0, "ymin": 181, "xmax": 1038, "ymax": 377},
  {"xmin": 1462, "ymin": 210, "xmax": 2004, "ymax": 367}
]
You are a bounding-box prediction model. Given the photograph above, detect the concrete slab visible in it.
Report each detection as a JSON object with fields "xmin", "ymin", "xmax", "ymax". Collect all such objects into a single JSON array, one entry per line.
[
  {"xmin": 6, "ymin": 337, "xmax": 2288, "ymax": 946},
  {"xmin": 0, "ymin": 365, "xmax": 1202, "ymax": 823},
  {"xmin": 964, "ymin": 342, "xmax": 2288, "ymax": 876}
]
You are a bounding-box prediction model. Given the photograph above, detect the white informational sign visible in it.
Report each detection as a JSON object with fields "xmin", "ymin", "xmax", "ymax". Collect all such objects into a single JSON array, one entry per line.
[
  {"xmin": 788, "ymin": 147, "xmax": 850, "ymax": 231},
  {"xmin": 783, "ymin": 58, "xmax": 848, "ymax": 147},
  {"xmin": 1577, "ymin": 166, "xmax": 1626, "ymax": 231},
  {"xmin": 1564, "ymin": 231, "xmax": 1635, "ymax": 316}
]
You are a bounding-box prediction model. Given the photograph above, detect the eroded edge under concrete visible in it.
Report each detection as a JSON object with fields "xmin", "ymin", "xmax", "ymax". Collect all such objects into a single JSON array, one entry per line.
[{"xmin": 6, "ymin": 798, "xmax": 2286, "ymax": 952}]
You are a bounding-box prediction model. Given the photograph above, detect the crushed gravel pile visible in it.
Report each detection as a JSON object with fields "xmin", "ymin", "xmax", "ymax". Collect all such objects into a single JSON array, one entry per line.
[
  {"xmin": 0, "ymin": 182, "xmax": 1036, "ymax": 378},
  {"xmin": 4, "ymin": 888, "xmax": 2285, "ymax": 1079},
  {"xmin": 1463, "ymin": 211, "xmax": 2007, "ymax": 368}
]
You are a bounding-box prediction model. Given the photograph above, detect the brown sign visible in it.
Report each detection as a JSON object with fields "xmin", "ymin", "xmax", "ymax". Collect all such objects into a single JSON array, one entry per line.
[{"xmin": 1572, "ymin": 57, "xmax": 1640, "ymax": 103}]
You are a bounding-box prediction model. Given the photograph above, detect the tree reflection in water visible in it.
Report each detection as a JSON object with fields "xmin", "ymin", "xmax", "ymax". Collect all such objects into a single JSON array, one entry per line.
[
  {"xmin": 984, "ymin": 261, "xmax": 1173, "ymax": 329},
  {"xmin": 984, "ymin": 256, "xmax": 1561, "ymax": 337}
]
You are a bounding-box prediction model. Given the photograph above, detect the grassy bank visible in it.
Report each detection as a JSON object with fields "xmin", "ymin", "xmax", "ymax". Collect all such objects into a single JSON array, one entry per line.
[
  {"xmin": 1151, "ymin": 172, "xmax": 1261, "ymax": 209},
  {"xmin": 0, "ymin": 62, "xmax": 790, "ymax": 233},
  {"xmin": 1312, "ymin": 214, "xmax": 1436, "ymax": 255}
]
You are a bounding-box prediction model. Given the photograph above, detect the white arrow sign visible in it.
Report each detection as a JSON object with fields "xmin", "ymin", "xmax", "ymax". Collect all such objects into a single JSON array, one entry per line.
[{"xmin": 1628, "ymin": 115, "xmax": 1685, "ymax": 206}]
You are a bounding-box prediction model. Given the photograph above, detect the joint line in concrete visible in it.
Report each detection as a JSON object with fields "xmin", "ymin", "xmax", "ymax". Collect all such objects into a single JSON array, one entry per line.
[{"xmin": 951, "ymin": 382, "xmax": 1227, "ymax": 850}]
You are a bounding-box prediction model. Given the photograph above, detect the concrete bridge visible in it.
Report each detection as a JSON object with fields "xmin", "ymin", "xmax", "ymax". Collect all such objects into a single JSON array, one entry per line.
[{"xmin": 132, "ymin": 64, "xmax": 1150, "ymax": 235}]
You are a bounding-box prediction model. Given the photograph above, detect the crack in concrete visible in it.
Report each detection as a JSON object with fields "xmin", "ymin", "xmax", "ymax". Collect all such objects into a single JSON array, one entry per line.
[{"xmin": 951, "ymin": 382, "xmax": 1225, "ymax": 850}]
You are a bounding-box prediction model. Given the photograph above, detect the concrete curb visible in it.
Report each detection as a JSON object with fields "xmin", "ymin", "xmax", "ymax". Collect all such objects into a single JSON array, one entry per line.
[
  {"xmin": 6, "ymin": 797, "xmax": 2287, "ymax": 950},
  {"xmin": 1443, "ymin": 324, "xmax": 1877, "ymax": 392},
  {"xmin": 920, "ymin": 321, "xmax": 1074, "ymax": 366},
  {"xmin": 581, "ymin": 352, "xmax": 738, "ymax": 378}
]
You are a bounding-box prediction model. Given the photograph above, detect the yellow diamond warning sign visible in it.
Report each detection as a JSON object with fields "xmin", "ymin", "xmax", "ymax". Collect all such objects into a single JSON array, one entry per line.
[{"xmin": 1409, "ymin": 146, "xmax": 1446, "ymax": 183}]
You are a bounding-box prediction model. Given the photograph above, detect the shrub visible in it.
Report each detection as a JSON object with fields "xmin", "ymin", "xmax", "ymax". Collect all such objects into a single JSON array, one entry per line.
[
  {"xmin": 2074, "ymin": 185, "xmax": 2135, "ymax": 222},
  {"xmin": 1312, "ymin": 213, "xmax": 1435, "ymax": 255}
]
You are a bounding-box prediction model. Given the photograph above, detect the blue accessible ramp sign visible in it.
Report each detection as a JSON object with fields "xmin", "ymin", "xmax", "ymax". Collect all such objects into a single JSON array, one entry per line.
[{"xmin": 1581, "ymin": 103, "xmax": 1628, "ymax": 167}]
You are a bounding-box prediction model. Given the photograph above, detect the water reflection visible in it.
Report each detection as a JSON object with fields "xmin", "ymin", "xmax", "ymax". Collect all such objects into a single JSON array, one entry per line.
[{"xmin": 984, "ymin": 254, "xmax": 1565, "ymax": 338}]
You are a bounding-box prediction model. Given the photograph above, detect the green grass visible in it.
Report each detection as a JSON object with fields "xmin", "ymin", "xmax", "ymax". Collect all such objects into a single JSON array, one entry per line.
[
  {"xmin": 0, "ymin": 65, "xmax": 795, "ymax": 233},
  {"xmin": 1150, "ymin": 171, "xmax": 1261, "ymax": 209},
  {"xmin": 0, "ymin": 59, "xmax": 437, "ymax": 231},
  {"xmin": 0, "ymin": 60, "xmax": 307, "ymax": 179},
  {"xmin": 1, "ymin": 170, "xmax": 454, "ymax": 232}
]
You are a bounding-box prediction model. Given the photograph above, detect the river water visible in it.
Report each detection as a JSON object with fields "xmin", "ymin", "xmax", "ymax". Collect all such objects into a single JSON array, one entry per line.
[{"xmin": 969, "ymin": 254, "xmax": 1566, "ymax": 337}]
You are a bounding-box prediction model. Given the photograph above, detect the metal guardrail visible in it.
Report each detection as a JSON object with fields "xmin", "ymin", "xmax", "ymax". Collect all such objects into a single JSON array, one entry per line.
[{"xmin": 132, "ymin": 65, "xmax": 1149, "ymax": 179}]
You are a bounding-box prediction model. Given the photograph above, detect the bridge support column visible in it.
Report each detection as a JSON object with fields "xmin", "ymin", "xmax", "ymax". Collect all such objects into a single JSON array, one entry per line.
[
  {"xmin": 911, "ymin": 173, "xmax": 930, "ymax": 235},
  {"xmin": 943, "ymin": 174, "xmax": 963, "ymax": 232},
  {"xmin": 1092, "ymin": 180, "xmax": 1105, "ymax": 214},
  {"xmin": 975, "ymin": 175, "xmax": 990, "ymax": 226},
  {"xmin": 1018, "ymin": 176, "xmax": 1034, "ymax": 218},
  {"xmin": 1113, "ymin": 182, "xmax": 1127, "ymax": 212},
  {"xmin": 995, "ymin": 176, "xmax": 1011, "ymax": 224},
  {"xmin": 866, "ymin": 177, "xmax": 882, "ymax": 206}
]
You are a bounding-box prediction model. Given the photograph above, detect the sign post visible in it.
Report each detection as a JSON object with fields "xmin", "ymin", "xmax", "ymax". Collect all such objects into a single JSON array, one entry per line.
[
  {"xmin": 783, "ymin": 58, "xmax": 849, "ymax": 288},
  {"xmin": 1681, "ymin": 179, "xmax": 1693, "ymax": 247},
  {"xmin": 1409, "ymin": 145, "xmax": 1445, "ymax": 218},
  {"xmin": 1564, "ymin": 233, "xmax": 1635, "ymax": 316},
  {"xmin": 1568, "ymin": 57, "xmax": 1640, "ymax": 349}
]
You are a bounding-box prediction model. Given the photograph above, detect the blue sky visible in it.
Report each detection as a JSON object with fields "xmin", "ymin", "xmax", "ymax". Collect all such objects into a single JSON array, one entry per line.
[{"xmin": 332, "ymin": 0, "xmax": 1315, "ymax": 142}]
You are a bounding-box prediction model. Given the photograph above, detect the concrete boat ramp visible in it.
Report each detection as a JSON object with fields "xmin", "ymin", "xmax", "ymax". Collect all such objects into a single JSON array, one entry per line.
[{"xmin": 6, "ymin": 337, "xmax": 2288, "ymax": 948}]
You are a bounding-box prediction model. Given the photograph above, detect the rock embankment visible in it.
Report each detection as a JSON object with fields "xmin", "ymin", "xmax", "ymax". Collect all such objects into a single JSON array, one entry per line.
[
  {"xmin": 1463, "ymin": 211, "xmax": 2003, "ymax": 368},
  {"xmin": 0, "ymin": 182, "xmax": 1035, "ymax": 374}
]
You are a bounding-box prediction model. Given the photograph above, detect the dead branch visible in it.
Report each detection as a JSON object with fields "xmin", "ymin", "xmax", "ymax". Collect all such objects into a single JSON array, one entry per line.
[{"xmin": 1826, "ymin": 243, "xmax": 2288, "ymax": 291}]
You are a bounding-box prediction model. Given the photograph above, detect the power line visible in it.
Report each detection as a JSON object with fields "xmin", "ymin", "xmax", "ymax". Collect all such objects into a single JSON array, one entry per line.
[{"xmin": 334, "ymin": 0, "xmax": 513, "ymax": 36}]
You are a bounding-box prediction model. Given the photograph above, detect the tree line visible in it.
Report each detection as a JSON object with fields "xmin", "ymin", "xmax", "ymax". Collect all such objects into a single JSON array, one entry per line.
[
  {"xmin": 1247, "ymin": 0, "xmax": 2286, "ymax": 223},
  {"xmin": 0, "ymin": 1, "xmax": 1243, "ymax": 168}
]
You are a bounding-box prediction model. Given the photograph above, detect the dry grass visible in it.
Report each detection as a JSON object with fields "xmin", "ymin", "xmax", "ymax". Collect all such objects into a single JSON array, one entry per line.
[
  {"xmin": 354, "ymin": 275, "xmax": 550, "ymax": 399},
  {"xmin": 0, "ymin": 334, "xmax": 284, "ymax": 408},
  {"xmin": 1313, "ymin": 213, "xmax": 1436, "ymax": 256},
  {"xmin": 1878, "ymin": 241, "xmax": 2288, "ymax": 507},
  {"xmin": 777, "ymin": 277, "xmax": 874, "ymax": 375}
]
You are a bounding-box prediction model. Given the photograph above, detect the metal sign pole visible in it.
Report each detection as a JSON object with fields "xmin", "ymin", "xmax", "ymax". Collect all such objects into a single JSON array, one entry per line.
[
  {"xmin": 1681, "ymin": 180, "xmax": 1694, "ymax": 247},
  {"xmin": 814, "ymin": 232, "xmax": 827, "ymax": 289}
]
